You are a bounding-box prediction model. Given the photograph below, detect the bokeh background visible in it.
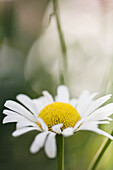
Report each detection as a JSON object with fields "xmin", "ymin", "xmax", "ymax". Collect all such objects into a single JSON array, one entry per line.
[{"xmin": 1, "ymin": 0, "xmax": 113, "ymax": 169}]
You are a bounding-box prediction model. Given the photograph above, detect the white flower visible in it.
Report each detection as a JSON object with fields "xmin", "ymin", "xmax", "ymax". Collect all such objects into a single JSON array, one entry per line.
[{"xmin": 3, "ymin": 85, "xmax": 113, "ymax": 158}]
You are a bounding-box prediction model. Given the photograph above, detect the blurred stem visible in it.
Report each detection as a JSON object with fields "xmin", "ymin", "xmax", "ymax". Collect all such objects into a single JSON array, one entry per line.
[
  {"xmin": 88, "ymin": 131, "xmax": 113, "ymax": 170},
  {"xmin": 53, "ymin": 0, "xmax": 67, "ymax": 84},
  {"xmin": 56, "ymin": 135, "xmax": 64, "ymax": 170},
  {"xmin": 1, "ymin": 1, "xmax": 14, "ymax": 40}
]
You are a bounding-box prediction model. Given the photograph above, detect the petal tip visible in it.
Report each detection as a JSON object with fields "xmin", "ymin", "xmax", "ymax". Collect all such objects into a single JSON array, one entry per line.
[
  {"xmin": 2, "ymin": 119, "xmax": 6, "ymax": 124},
  {"xmin": 12, "ymin": 132, "xmax": 16, "ymax": 137},
  {"xmin": 4, "ymin": 101, "xmax": 8, "ymax": 107}
]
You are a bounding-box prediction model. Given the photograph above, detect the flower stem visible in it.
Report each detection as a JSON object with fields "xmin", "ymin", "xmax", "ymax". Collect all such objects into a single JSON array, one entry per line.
[
  {"xmin": 53, "ymin": 1, "xmax": 66, "ymax": 169},
  {"xmin": 56, "ymin": 135, "xmax": 64, "ymax": 170},
  {"xmin": 88, "ymin": 131, "xmax": 113, "ymax": 170},
  {"xmin": 53, "ymin": 0, "xmax": 68, "ymax": 84}
]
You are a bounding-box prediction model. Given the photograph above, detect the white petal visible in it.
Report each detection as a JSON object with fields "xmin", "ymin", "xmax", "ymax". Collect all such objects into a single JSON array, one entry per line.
[
  {"xmin": 3, "ymin": 115, "xmax": 24, "ymax": 124},
  {"xmin": 62, "ymin": 127, "xmax": 74, "ymax": 137},
  {"xmin": 76, "ymin": 90, "xmax": 90, "ymax": 113},
  {"xmin": 12, "ymin": 127, "xmax": 39, "ymax": 137},
  {"xmin": 76, "ymin": 91, "xmax": 98, "ymax": 117},
  {"xmin": 76, "ymin": 121, "xmax": 98, "ymax": 131},
  {"xmin": 4, "ymin": 100, "xmax": 36, "ymax": 122},
  {"xmin": 3, "ymin": 109, "xmax": 18, "ymax": 116},
  {"xmin": 16, "ymin": 120, "xmax": 41, "ymax": 130},
  {"xmin": 38, "ymin": 117, "xmax": 48, "ymax": 131},
  {"xmin": 77, "ymin": 123, "xmax": 113, "ymax": 140},
  {"xmin": 76, "ymin": 121, "xmax": 113, "ymax": 140},
  {"xmin": 52, "ymin": 124, "xmax": 63, "ymax": 134},
  {"xmin": 33, "ymin": 91, "xmax": 54, "ymax": 113},
  {"xmin": 69, "ymin": 98, "xmax": 77, "ymax": 107},
  {"xmin": 16, "ymin": 94, "xmax": 38, "ymax": 117},
  {"xmin": 79, "ymin": 120, "xmax": 110, "ymax": 125},
  {"xmin": 73, "ymin": 118, "xmax": 86, "ymax": 131},
  {"xmin": 93, "ymin": 121, "xmax": 110, "ymax": 124},
  {"xmin": 3, "ymin": 110, "xmax": 39, "ymax": 129},
  {"xmin": 85, "ymin": 94, "xmax": 112, "ymax": 117},
  {"xmin": 3, "ymin": 110, "xmax": 30, "ymax": 123},
  {"xmin": 106, "ymin": 117, "xmax": 113, "ymax": 121},
  {"xmin": 55, "ymin": 85, "xmax": 69, "ymax": 103},
  {"xmin": 33, "ymin": 97, "xmax": 45, "ymax": 113},
  {"xmin": 93, "ymin": 129, "xmax": 113, "ymax": 140},
  {"xmin": 30, "ymin": 131, "xmax": 49, "ymax": 153},
  {"xmin": 42, "ymin": 91, "xmax": 54, "ymax": 103},
  {"xmin": 45, "ymin": 132, "xmax": 56, "ymax": 158},
  {"xmin": 87, "ymin": 103, "xmax": 113, "ymax": 121}
]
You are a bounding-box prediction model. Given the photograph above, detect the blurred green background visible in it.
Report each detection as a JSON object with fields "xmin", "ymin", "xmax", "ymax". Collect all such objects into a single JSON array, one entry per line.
[{"xmin": 1, "ymin": 0, "xmax": 113, "ymax": 170}]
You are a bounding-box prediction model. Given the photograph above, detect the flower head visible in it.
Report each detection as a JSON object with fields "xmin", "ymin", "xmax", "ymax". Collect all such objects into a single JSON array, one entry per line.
[
  {"xmin": 38, "ymin": 102, "xmax": 81, "ymax": 130},
  {"xmin": 3, "ymin": 85, "xmax": 113, "ymax": 158}
]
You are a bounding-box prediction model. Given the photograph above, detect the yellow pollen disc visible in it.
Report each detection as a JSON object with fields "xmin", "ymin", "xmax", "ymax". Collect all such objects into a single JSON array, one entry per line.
[{"xmin": 37, "ymin": 102, "xmax": 81, "ymax": 131}]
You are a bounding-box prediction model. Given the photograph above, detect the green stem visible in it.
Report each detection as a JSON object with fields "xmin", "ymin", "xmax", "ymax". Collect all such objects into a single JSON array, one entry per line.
[
  {"xmin": 88, "ymin": 131, "xmax": 113, "ymax": 170},
  {"xmin": 53, "ymin": 1, "xmax": 67, "ymax": 169},
  {"xmin": 53, "ymin": 0, "xmax": 67, "ymax": 84},
  {"xmin": 56, "ymin": 135, "xmax": 64, "ymax": 170}
]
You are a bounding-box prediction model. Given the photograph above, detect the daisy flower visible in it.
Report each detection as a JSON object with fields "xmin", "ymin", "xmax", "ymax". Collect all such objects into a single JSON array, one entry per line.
[{"xmin": 3, "ymin": 85, "xmax": 113, "ymax": 158}]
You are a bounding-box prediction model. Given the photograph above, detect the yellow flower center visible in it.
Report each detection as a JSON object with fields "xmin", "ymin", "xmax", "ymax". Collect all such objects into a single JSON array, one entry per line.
[{"xmin": 37, "ymin": 102, "xmax": 81, "ymax": 131}]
